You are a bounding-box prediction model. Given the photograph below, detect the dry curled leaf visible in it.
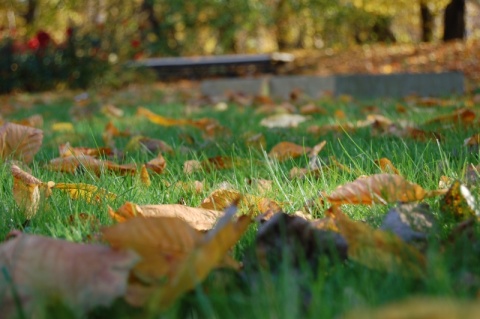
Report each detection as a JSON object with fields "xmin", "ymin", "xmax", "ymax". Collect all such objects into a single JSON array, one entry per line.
[
  {"xmin": 11, "ymin": 164, "xmax": 53, "ymax": 219},
  {"xmin": 145, "ymin": 153, "xmax": 166, "ymax": 174},
  {"xmin": 268, "ymin": 141, "xmax": 312, "ymax": 161},
  {"xmin": 0, "ymin": 232, "xmax": 139, "ymax": 317},
  {"xmin": 0, "ymin": 122, "xmax": 43, "ymax": 163},
  {"xmin": 108, "ymin": 201, "xmax": 224, "ymax": 231},
  {"xmin": 327, "ymin": 174, "xmax": 428, "ymax": 206}
]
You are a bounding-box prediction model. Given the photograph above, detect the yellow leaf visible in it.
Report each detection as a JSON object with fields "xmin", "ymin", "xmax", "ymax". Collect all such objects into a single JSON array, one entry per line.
[
  {"xmin": 51, "ymin": 122, "xmax": 75, "ymax": 133},
  {"xmin": 53, "ymin": 183, "xmax": 117, "ymax": 203},
  {"xmin": 137, "ymin": 107, "xmax": 190, "ymax": 126},
  {"xmin": 152, "ymin": 203, "xmax": 251, "ymax": 308}
]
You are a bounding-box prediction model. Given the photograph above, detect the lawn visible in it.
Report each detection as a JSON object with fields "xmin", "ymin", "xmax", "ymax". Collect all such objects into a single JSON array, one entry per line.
[{"xmin": 1, "ymin": 85, "xmax": 480, "ymax": 318}]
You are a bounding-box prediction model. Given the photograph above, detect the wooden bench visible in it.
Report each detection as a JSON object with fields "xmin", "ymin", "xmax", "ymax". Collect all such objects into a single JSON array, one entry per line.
[{"xmin": 132, "ymin": 53, "xmax": 294, "ymax": 79}]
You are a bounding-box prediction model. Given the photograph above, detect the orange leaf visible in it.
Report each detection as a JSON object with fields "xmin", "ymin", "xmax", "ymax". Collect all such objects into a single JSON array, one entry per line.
[
  {"xmin": 140, "ymin": 165, "xmax": 151, "ymax": 187},
  {"xmin": 0, "ymin": 122, "xmax": 43, "ymax": 164},
  {"xmin": 0, "ymin": 232, "xmax": 138, "ymax": 316},
  {"xmin": 109, "ymin": 201, "xmax": 224, "ymax": 231},
  {"xmin": 334, "ymin": 209, "xmax": 426, "ymax": 277},
  {"xmin": 47, "ymin": 155, "xmax": 136, "ymax": 176},
  {"xmin": 268, "ymin": 141, "xmax": 312, "ymax": 161},
  {"xmin": 375, "ymin": 157, "xmax": 400, "ymax": 175},
  {"xmin": 425, "ymin": 108, "xmax": 476, "ymax": 126},
  {"xmin": 137, "ymin": 107, "xmax": 190, "ymax": 126},
  {"xmin": 327, "ymin": 174, "xmax": 427, "ymax": 205}
]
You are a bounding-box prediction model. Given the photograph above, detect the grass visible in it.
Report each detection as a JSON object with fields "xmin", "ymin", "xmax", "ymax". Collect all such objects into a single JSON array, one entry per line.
[{"xmin": 1, "ymin": 86, "xmax": 480, "ymax": 318}]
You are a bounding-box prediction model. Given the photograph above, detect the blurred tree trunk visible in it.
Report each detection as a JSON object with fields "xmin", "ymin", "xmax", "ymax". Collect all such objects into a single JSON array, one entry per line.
[
  {"xmin": 420, "ymin": 2, "xmax": 434, "ymax": 42},
  {"xmin": 23, "ymin": 0, "xmax": 37, "ymax": 26},
  {"xmin": 274, "ymin": 0, "xmax": 294, "ymax": 50},
  {"xmin": 442, "ymin": 0, "xmax": 465, "ymax": 41}
]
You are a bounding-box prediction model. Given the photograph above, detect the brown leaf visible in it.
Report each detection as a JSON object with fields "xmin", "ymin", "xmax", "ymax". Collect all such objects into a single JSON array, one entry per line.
[
  {"xmin": 0, "ymin": 122, "xmax": 43, "ymax": 164},
  {"xmin": 334, "ymin": 209, "xmax": 426, "ymax": 277},
  {"xmin": 109, "ymin": 201, "xmax": 224, "ymax": 231},
  {"xmin": 268, "ymin": 141, "xmax": 311, "ymax": 161},
  {"xmin": 183, "ymin": 160, "xmax": 202, "ymax": 174},
  {"xmin": 47, "ymin": 155, "xmax": 137, "ymax": 176},
  {"xmin": 145, "ymin": 153, "xmax": 167, "ymax": 174},
  {"xmin": 0, "ymin": 232, "xmax": 138, "ymax": 316},
  {"xmin": 425, "ymin": 108, "xmax": 476, "ymax": 126},
  {"xmin": 327, "ymin": 174, "xmax": 428, "ymax": 206},
  {"xmin": 59, "ymin": 142, "xmax": 114, "ymax": 158}
]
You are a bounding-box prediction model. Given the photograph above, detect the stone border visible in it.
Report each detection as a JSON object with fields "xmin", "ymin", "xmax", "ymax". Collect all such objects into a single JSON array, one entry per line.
[{"xmin": 200, "ymin": 72, "xmax": 464, "ymax": 100}]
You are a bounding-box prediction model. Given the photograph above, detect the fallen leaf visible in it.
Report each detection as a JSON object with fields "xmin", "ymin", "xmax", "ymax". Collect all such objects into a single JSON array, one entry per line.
[
  {"xmin": 268, "ymin": 141, "xmax": 311, "ymax": 161},
  {"xmin": 51, "ymin": 122, "xmax": 75, "ymax": 133},
  {"xmin": 108, "ymin": 201, "xmax": 224, "ymax": 231},
  {"xmin": 0, "ymin": 232, "xmax": 138, "ymax": 316},
  {"xmin": 53, "ymin": 183, "xmax": 117, "ymax": 203},
  {"xmin": 145, "ymin": 153, "xmax": 167, "ymax": 174},
  {"xmin": 375, "ymin": 157, "xmax": 401, "ymax": 175},
  {"xmin": 151, "ymin": 202, "xmax": 251, "ymax": 308},
  {"xmin": 11, "ymin": 165, "xmax": 42, "ymax": 219},
  {"xmin": 200, "ymin": 189, "xmax": 282, "ymax": 216},
  {"xmin": 0, "ymin": 122, "xmax": 43, "ymax": 163},
  {"xmin": 140, "ymin": 165, "xmax": 151, "ymax": 187},
  {"xmin": 334, "ymin": 209, "xmax": 426, "ymax": 277},
  {"xmin": 327, "ymin": 174, "xmax": 428, "ymax": 206},
  {"xmin": 440, "ymin": 180, "xmax": 480, "ymax": 220},
  {"xmin": 425, "ymin": 108, "xmax": 476, "ymax": 126},
  {"xmin": 260, "ymin": 114, "xmax": 308, "ymax": 128},
  {"xmin": 47, "ymin": 155, "xmax": 137, "ymax": 176}
]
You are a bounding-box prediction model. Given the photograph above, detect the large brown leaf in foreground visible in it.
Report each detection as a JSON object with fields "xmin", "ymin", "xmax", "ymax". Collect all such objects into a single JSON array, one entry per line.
[
  {"xmin": 108, "ymin": 201, "xmax": 223, "ymax": 231},
  {"xmin": 327, "ymin": 174, "xmax": 429, "ymax": 205},
  {"xmin": 334, "ymin": 209, "xmax": 426, "ymax": 277},
  {"xmin": 0, "ymin": 122, "xmax": 43, "ymax": 163},
  {"xmin": 344, "ymin": 297, "xmax": 480, "ymax": 319},
  {"xmin": 0, "ymin": 232, "xmax": 138, "ymax": 317}
]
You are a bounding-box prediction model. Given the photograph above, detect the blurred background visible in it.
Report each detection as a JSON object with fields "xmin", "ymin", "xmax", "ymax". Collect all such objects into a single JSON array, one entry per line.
[{"xmin": 1, "ymin": 0, "xmax": 479, "ymax": 92}]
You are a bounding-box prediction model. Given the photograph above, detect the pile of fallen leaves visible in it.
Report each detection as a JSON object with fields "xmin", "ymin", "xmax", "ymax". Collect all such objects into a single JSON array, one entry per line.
[{"xmin": 1, "ymin": 91, "xmax": 480, "ymax": 318}]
